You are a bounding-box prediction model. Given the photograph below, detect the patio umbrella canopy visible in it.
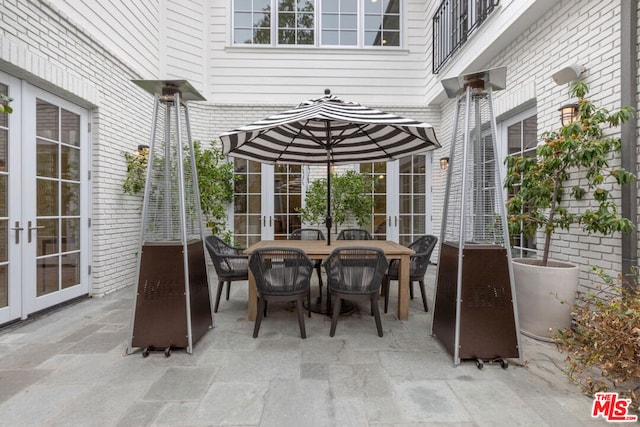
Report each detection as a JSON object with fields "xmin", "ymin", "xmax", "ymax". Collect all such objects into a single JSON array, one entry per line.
[{"xmin": 220, "ymin": 90, "xmax": 441, "ymax": 243}]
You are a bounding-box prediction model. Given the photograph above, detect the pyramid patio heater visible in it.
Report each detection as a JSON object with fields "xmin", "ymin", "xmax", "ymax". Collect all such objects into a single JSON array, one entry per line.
[
  {"xmin": 431, "ymin": 68, "xmax": 522, "ymax": 368},
  {"xmin": 127, "ymin": 80, "xmax": 213, "ymax": 357}
]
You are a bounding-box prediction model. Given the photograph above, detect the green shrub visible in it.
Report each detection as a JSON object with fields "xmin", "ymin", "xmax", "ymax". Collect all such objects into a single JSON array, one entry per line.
[
  {"xmin": 299, "ymin": 170, "xmax": 373, "ymax": 231},
  {"xmin": 123, "ymin": 140, "xmax": 235, "ymax": 242},
  {"xmin": 504, "ymin": 81, "xmax": 635, "ymax": 266},
  {"xmin": 0, "ymin": 94, "xmax": 13, "ymax": 114}
]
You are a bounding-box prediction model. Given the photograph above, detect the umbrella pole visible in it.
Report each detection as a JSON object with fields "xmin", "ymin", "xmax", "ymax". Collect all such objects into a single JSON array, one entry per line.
[
  {"xmin": 325, "ymin": 122, "xmax": 332, "ymax": 245},
  {"xmin": 325, "ymin": 151, "xmax": 332, "ymax": 245}
]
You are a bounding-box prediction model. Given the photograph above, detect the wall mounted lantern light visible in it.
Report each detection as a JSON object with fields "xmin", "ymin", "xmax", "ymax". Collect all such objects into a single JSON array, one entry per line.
[
  {"xmin": 439, "ymin": 157, "xmax": 450, "ymax": 171},
  {"xmin": 559, "ymin": 103, "xmax": 580, "ymax": 126}
]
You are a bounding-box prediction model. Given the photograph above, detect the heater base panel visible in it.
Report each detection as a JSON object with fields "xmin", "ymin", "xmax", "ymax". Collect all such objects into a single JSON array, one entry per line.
[
  {"xmin": 433, "ymin": 242, "xmax": 520, "ymax": 361},
  {"xmin": 131, "ymin": 240, "xmax": 212, "ymax": 351}
]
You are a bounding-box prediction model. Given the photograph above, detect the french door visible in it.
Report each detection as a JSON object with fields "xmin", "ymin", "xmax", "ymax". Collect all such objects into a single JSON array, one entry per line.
[
  {"xmin": 233, "ymin": 160, "xmax": 303, "ymax": 245},
  {"xmin": 0, "ymin": 73, "xmax": 90, "ymax": 325},
  {"xmin": 360, "ymin": 153, "xmax": 433, "ymax": 245},
  {"xmin": 231, "ymin": 155, "xmax": 433, "ymax": 246}
]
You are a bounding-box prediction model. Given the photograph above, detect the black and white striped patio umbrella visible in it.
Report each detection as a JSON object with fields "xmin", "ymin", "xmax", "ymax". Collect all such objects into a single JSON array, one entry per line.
[{"xmin": 219, "ymin": 90, "xmax": 441, "ymax": 243}]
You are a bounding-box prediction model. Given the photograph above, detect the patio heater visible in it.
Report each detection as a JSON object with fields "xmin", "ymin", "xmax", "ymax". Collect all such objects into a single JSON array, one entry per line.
[
  {"xmin": 127, "ymin": 80, "xmax": 212, "ymax": 356},
  {"xmin": 431, "ymin": 68, "xmax": 522, "ymax": 368}
]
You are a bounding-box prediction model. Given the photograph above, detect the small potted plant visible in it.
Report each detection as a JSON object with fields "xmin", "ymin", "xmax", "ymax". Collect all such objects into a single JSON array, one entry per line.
[{"xmin": 504, "ymin": 81, "xmax": 635, "ymax": 340}]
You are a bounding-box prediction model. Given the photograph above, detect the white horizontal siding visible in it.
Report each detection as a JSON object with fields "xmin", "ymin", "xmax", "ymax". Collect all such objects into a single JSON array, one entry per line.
[
  {"xmin": 207, "ymin": 0, "xmax": 430, "ymax": 106},
  {"xmin": 54, "ymin": 0, "xmax": 160, "ymax": 78},
  {"xmin": 163, "ymin": 0, "xmax": 206, "ymax": 92},
  {"xmin": 424, "ymin": 0, "xmax": 557, "ymax": 103}
]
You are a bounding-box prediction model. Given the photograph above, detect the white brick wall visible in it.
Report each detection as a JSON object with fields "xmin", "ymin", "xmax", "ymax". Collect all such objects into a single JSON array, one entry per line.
[
  {"xmin": 1, "ymin": 0, "xmax": 637, "ymax": 300},
  {"xmin": 1, "ymin": 1, "xmax": 158, "ymax": 296},
  {"xmin": 434, "ymin": 0, "xmax": 639, "ymax": 293}
]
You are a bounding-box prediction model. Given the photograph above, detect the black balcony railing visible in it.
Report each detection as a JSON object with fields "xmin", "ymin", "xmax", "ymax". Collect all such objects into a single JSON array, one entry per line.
[{"xmin": 432, "ymin": 0, "xmax": 499, "ymax": 74}]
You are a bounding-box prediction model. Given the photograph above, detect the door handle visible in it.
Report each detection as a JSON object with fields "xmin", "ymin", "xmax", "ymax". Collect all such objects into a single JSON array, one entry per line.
[
  {"xmin": 10, "ymin": 221, "xmax": 24, "ymax": 244},
  {"xmin": 28, "ymin": 221, "xmax": 45, "ymax": 243},
  {"xmin": 269, "ymin": 216, "xmax": 272, "ymax": 227},
  {"xmin": 395, "ymin": 216, "xmax": 398, "ymax": 227},
  {"xmin": 388, "ymin": 216, "xmax": 391, "ymax": 226}
]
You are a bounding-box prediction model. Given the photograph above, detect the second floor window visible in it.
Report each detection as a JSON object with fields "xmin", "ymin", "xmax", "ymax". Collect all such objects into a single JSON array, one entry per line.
[{"xmin": 233, "ymin": 0, "xmax": 401, "ymax": 48}]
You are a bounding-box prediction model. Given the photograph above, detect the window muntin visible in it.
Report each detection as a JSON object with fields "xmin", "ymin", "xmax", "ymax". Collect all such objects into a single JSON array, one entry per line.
[
  {"xmin": 233, "ymin": 159, "xmax": 263, "ymax": 247},
  {"xmin": 233, "ymin": 0, "xmax": 402, "ymax": 48},
  {"xmin": 273, "ymin": 164, "xmax": 302, "ymax": 239},
  {"xmin": 234, "ymin": 0, "xmax": 272, "ymax": 45},
  {"xmin": 397, "ymin": 155, "xmax": 428, "ymax": 246},
  {"xmin": 364, "ymin": 0, "xmax": 400, "ymax": 47},
  {"xmin": 506, "ymin": 114, "xmax": 538, "ymax": 258},
  {"xmin": 278, "ymin": 0, "xmax": 315, "ymax": 45},
  {"xmin": 360, "ymin": 162, "xmax": 387, "ymax": 240},
  {"xmin": 321, "ymin": 0, "xmax": 357, "ymax": 46}
]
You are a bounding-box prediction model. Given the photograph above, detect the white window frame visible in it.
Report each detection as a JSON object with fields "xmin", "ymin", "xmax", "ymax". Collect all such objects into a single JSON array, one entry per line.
[
  {"xmin": 231, "ymin": 0, "xmax": 403, "ymax": 49},
  {"xmin": 499, "ymin": 107, "xmax": 539, "ymax": 259}
]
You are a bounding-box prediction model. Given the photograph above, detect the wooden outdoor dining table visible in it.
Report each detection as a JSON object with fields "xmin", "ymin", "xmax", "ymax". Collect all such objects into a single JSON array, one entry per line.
[{"xmin": 243, "ymin": 240, "xmax": 415, "ymax": 321}]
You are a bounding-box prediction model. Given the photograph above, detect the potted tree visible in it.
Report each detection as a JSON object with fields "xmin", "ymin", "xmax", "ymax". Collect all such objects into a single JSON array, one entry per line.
[
  {"xmin": 504, "ymin": 81, "xmax": 635, "ymax": 340},
  {"xmin": 298, "ymin": 169, "xmax": 373, "ymax": 238}
]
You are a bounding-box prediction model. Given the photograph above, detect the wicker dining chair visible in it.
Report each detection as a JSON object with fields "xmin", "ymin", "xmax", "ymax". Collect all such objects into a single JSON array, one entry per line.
[
  {"xmin": 382, "ymin": 235, "xmax": 437, "ymax": 313},
  {"xmin": 249, "ymin": 247, "xmax": 314, "ymax": 338},
  {"xmin": 289, "ymin": 228, "xmax": 325, "ymax": 295},
  {"xmin": 323, "ymin": 247, "xmax": 388, "ymax": 337},
  {"xmin": 204, "ymin": 235, "xmax": 249, "ymax": 313},
  {"xmin": 336, "ymin": 229, "xmax": 373, "ymax": 240}
]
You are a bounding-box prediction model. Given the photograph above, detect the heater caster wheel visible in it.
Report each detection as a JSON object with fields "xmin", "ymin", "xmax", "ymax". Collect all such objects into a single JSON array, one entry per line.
[
  {"xmin": 164, "ymin": 347, "xmax": 172, "ymax": 358},
  {"xmin": 500, "ymin": 359, "xmax": 509, "ymax": 369},
  {"xmin": 475, "ymin": 359, "xmax": 484, "ymax": 370},
  {"xmin": 142, "ymin": 347, "xmax": 151, "ymax": 358}
]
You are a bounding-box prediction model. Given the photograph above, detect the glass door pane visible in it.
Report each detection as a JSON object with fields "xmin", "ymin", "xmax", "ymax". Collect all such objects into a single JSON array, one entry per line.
[
  {"xmin": 0, "ymin": 82, "xmax": 9, "ymax": 309},
  {"xmin": 273, "ymin": 164, "xmax": 301, "ymax": 240},
  {"xmin": 0, "ymin": 79, "xmax": 87, "ymax": 321},
  {"xmin": 0, "ymin": 72, "xmax": 25, "ymax": 324},
  {"xmin": 233, "ymin": 159, "xmax": 262, "ymax": 247},
  {"xmin": 505, "ymin": 113, "xmax": 538, "ymax": 258},
  {"xmin": 35, "ymin": 99, "xmax": 82, "ymax": 296},
  {"xmin": 398, "ymin": 155, "xmax": 428, "ymax": 246},
  {"xmin": 360, "ymin": 162, "xmax": 387, "ymax": 240}
]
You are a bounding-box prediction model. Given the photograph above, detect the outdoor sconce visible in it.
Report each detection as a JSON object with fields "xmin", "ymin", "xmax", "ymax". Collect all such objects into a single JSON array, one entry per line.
[
  {"xmin": 439, "ymin": 157, "xmax": 450, "ymax": 171},
  {"xmin": 559, "ymin": 103, "xmax": 580, "ymax": 126},
  {"xmin": 551, "ymin": 63, "xmax": 583, "ymax": 85}
]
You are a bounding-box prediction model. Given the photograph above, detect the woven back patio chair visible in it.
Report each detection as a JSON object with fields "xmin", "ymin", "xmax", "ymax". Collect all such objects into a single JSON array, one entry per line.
[
  {"xmin": 289, "ymin": 228, "xmax": 325, "ymax": 296},
  {"xmin": 382, "ymin": 234, "xmax": 437, "ymax": 313},
  {"xmin": 336, "ymin": 229, "xmax": 373, "ymax": 240},
  {"xmin": 205, "ymin": 235, "xmax": 249, "ymax": 313},
  {"xmin": 323, "ymin": 247, "xmax": 388, "ymax": 337},
  {"xmin": 249, "ymin": 247, "xmax": 314, "ymax": 338}
]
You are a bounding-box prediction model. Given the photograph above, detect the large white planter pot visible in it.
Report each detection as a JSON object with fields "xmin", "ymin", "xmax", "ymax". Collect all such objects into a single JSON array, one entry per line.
[{"xmin": 512, "ymin": 258, "xmax": 580, "ymax": 341}]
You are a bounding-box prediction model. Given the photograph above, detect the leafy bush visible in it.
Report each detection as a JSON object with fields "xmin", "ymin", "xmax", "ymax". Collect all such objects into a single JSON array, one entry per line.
[
  {"xmin": 192, "ymin": 141, "xmax": 235, "ymax": 241},
  {"xmin": 504, "ymin": 81, "xmax": 635, "ymax": 265},
  {"xmin": 0, "ymin": 94, "xmax": 12, "ymax": 114},
  {"xmin": 299, "ymin": 170, "xmax": 373, "ymax": 231},
  {"xmin": 556, "ymin": 267, "xmax": 640, "ymax": 413},
  {"xmin": 123, "ymin": 141, "xmax": 235, "ymax": 241},
  {"xmin": 123, "ymin": 146, "xmax": 149, "ymax": 196}
]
